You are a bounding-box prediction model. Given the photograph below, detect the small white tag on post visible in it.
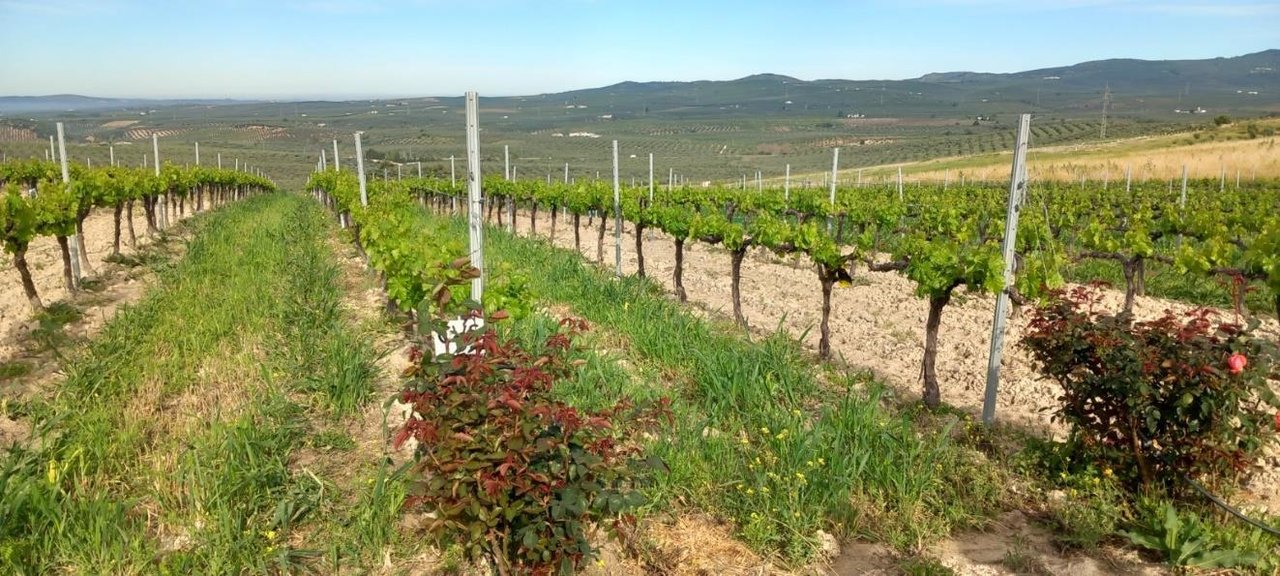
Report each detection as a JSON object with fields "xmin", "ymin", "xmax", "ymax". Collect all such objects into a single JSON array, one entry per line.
[{"xmin": 431, "ymin": 316, "xmax": 486, "ymax": 357}]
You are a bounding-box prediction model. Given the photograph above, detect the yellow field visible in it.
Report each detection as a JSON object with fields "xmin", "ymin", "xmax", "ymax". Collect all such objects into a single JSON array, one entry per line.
[{"xmin": 843, "ymin": 119, "xmax": 1280, "ymax": 184}]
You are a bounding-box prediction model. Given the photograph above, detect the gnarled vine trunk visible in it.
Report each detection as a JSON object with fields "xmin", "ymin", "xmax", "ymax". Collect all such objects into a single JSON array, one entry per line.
[
  {"xmin": 13, "ymin": 247, "xmax": 42, "ymax": 312},
  {"xmin": 56, "ymin": 235, "xmax": 75, "ymax": 293},
  {"xmin": 529, "ymin": 202, "xmax": 537, "ymax": 236},
  {"xmin": 674, "ymin": 238, "xmax": 687, "ymax": 302},
  {"xmin": 111, "ymin": 202, "xmax": 124, "ymax": 257},
  {"xmin": 75, "ymin": 214, "xmax": 95, "ymax": 276},
  {"xmin": 595, "ymin": 213, "xmax": 606, "ymax": 263},
  {"xmin": 146, "ymin": 196, "xmax": 160, "ymax": 234},
  {"xmin": 922, "ymin": 288, "xmax": 955, "ymax": 410},
  {"xmin": 126, "ymin": 200, "xmax": 138, "ymax": 248},
  {"xmin": 818, "ymin": 269, "xmax": 835, "ymax": 359},
  {"xmin": 550, "ymin": 206, "xmax": 558, "ymax": 244},
  {"xmin": 572, "ymin": 213, "xmax": 581, "ymax": 253},
  {"xmin": 351, "ymin": 222, "xmax": 368, "ymax": 262},
  {"xmin": 634, "ymin": 223, "xmax": 646, "ymax": 278},
  {"xmin": 1121, "ymin": 259, "xmax": 1138, "ymax": 318},
  {"xmin": 730, "ymin": 248, "xmax": 747, "ymax": 327}
]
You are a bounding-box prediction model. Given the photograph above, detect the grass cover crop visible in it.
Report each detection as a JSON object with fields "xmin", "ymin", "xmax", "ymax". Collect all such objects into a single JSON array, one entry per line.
[
  {"xmin": 408, "ymin": 209, "xmax": 1005, "ymax": 563},
  {"xmin": 0, "ymin": 194, "xmax": 380, "ymax": 574}
]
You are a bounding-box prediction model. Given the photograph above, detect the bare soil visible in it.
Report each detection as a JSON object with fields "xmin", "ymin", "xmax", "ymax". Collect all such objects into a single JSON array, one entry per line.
[
  {"xmin": 0, "ymin": 206, "xmax": 193, "ymax": 447},
  {"xmin": 0, "ymin": 204, "xmax": 177, "ymax": 359}
]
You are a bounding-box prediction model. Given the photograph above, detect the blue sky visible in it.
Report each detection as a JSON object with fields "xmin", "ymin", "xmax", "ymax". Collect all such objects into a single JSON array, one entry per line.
[{"xmin": 1, "ymin": 0, "xmax": 1276, "ymax": 99}]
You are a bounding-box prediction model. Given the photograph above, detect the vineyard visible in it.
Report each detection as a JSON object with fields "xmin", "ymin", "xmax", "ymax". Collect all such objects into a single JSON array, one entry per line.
[
  {"xmin": 299, "ymin": 140, "xmax": 1280, "ymax": 573},
  {"xmin": 2, "ymin": 124, "xmax": 1280, "ymax": 574},
  {"xmin": 307, "ymin": 168, "xmax": 1280, "ymax": 398},
  {"xmin": 0, "ymin": 159, "xmax": 274, "ymax": 317}
]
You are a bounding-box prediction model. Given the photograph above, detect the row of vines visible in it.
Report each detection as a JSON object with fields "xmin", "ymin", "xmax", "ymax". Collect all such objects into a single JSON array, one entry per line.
[
  {"xmin": 1, "ymin": 159, "xmax": 275, "ymax": 312},
  {"xmin": 310, "ymin": 169, "xmax": 1280, "ymax": 410}
]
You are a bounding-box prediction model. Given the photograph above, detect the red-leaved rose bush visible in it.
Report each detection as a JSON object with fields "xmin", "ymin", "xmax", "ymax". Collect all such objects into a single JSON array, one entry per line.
[
  {"xmin": 393, "ymin": 260, "xmax": 671, "ymax": 576},
  {"xmin": 1024, "ymin": 285, "xmax": 1280, "ymax": 496}
]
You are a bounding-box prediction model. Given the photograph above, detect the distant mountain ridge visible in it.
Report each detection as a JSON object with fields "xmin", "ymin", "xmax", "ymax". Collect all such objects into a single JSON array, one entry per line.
[
  {"xmin": 918, "ymin": 50, "xmax": 1279, "ymax": 91},
  {"xmin": 536, "ymin": 50, "xmax": 1279, "ymax": 120},
  {"xmin": 3, "ymin": 50, "xmax": 1277, "ymax": 118}
]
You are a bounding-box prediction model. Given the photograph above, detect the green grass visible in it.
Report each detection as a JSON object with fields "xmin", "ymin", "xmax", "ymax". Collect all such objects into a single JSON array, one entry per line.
[
  {"xmin": 1064, "ymin": 255, "xmax": 1275, "ymax": 317},
  {"xmin": 415, "ymin": 211, "xmax": 1006, "ymax": 563},
  {"xmin": 0, "ymin": 193, "xmax": 386, "ymax": 574},
  {"xmin": 0, "ymin": 361, "xmax": 32, "ymax": 382}
]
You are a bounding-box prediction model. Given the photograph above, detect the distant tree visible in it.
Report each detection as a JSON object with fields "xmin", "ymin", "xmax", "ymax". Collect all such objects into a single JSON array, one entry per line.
[{"xmin": 1213, "ymin": 115, "xmax": 1232, "ymax": 126}]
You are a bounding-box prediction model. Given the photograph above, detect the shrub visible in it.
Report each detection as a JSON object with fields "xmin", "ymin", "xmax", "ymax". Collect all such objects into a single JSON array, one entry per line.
[
  {"xmin": 1023, "ymin": 285, "xmax": 1280, "ymax": 495},
  {"xmin": 394, "ymin": 268, "xmax": 669, "ymax": 575}
]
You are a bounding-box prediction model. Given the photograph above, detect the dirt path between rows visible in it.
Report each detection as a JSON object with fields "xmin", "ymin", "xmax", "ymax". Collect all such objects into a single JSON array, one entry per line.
[{"xmin": 500, "ymin": 207, "xmax": 1280, "ymax": 519}]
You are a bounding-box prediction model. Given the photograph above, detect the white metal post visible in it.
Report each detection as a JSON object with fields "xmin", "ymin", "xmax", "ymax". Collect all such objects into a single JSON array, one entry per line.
[
  {"xmin": 465, "ymin": 92, "xmax": 484, "ymax": 303},
  {"xmin": 450, "ymin": 156, "xmax": 456, "ymax": 186},
  {"xmin": 828, "ymin": 148, "xmax": 839, "ymax": 233},
  {"xmin": 563, "ymin": 162, "xmax": 569, "ymax": 185},
  {"xmin": 784, "ymin": 164, "xmax": 791, "ymax": 205},
  {"xmin": 1180, "ymin": 164, "xmax": 1188, "ymax": 208},
  {"xmin": 613, "ymin": 140, "xmax": 622, "ymax": 277},
  {"xmin": 982, "ymin": 113, "xmax": 1031, "ymax": 426},
  {"xmin": 333, "ymin": 139, "xmax": 340, "ymax": 171},
  {"xmin": 56, "ymin": 123, "xmax": 82, "ymax": 287},
  {"xmin": 195, "ymin": 142, "xmax": 200, "ymax": 166},
  {"xmin": 897, "ymin": 166, "xmax": 904, "ymax": 201},
  {"xmin": 355, "ymin": 132, "xmax": 368, "ymax": 207},
  {"xmin": 110, "ymin": 144, "xmax": 115, "ymax": 167},
  {"xmin": 648, "ymin": 153, "xmax": 654, "ymax": 204},
  {"xmin": 417, "ymin": 161, "xmax": 422, "ymax": 178},
  {"xmin": 829, "ymin": 148, "xmax": 839, "ymax": 206},
  {"xmin": 218, "ymin": 153, "xmax": 222, "ymax": 170},
  {"xmin": 153, "ymin": 133, "xmax": 166, "ymax": 229}
]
